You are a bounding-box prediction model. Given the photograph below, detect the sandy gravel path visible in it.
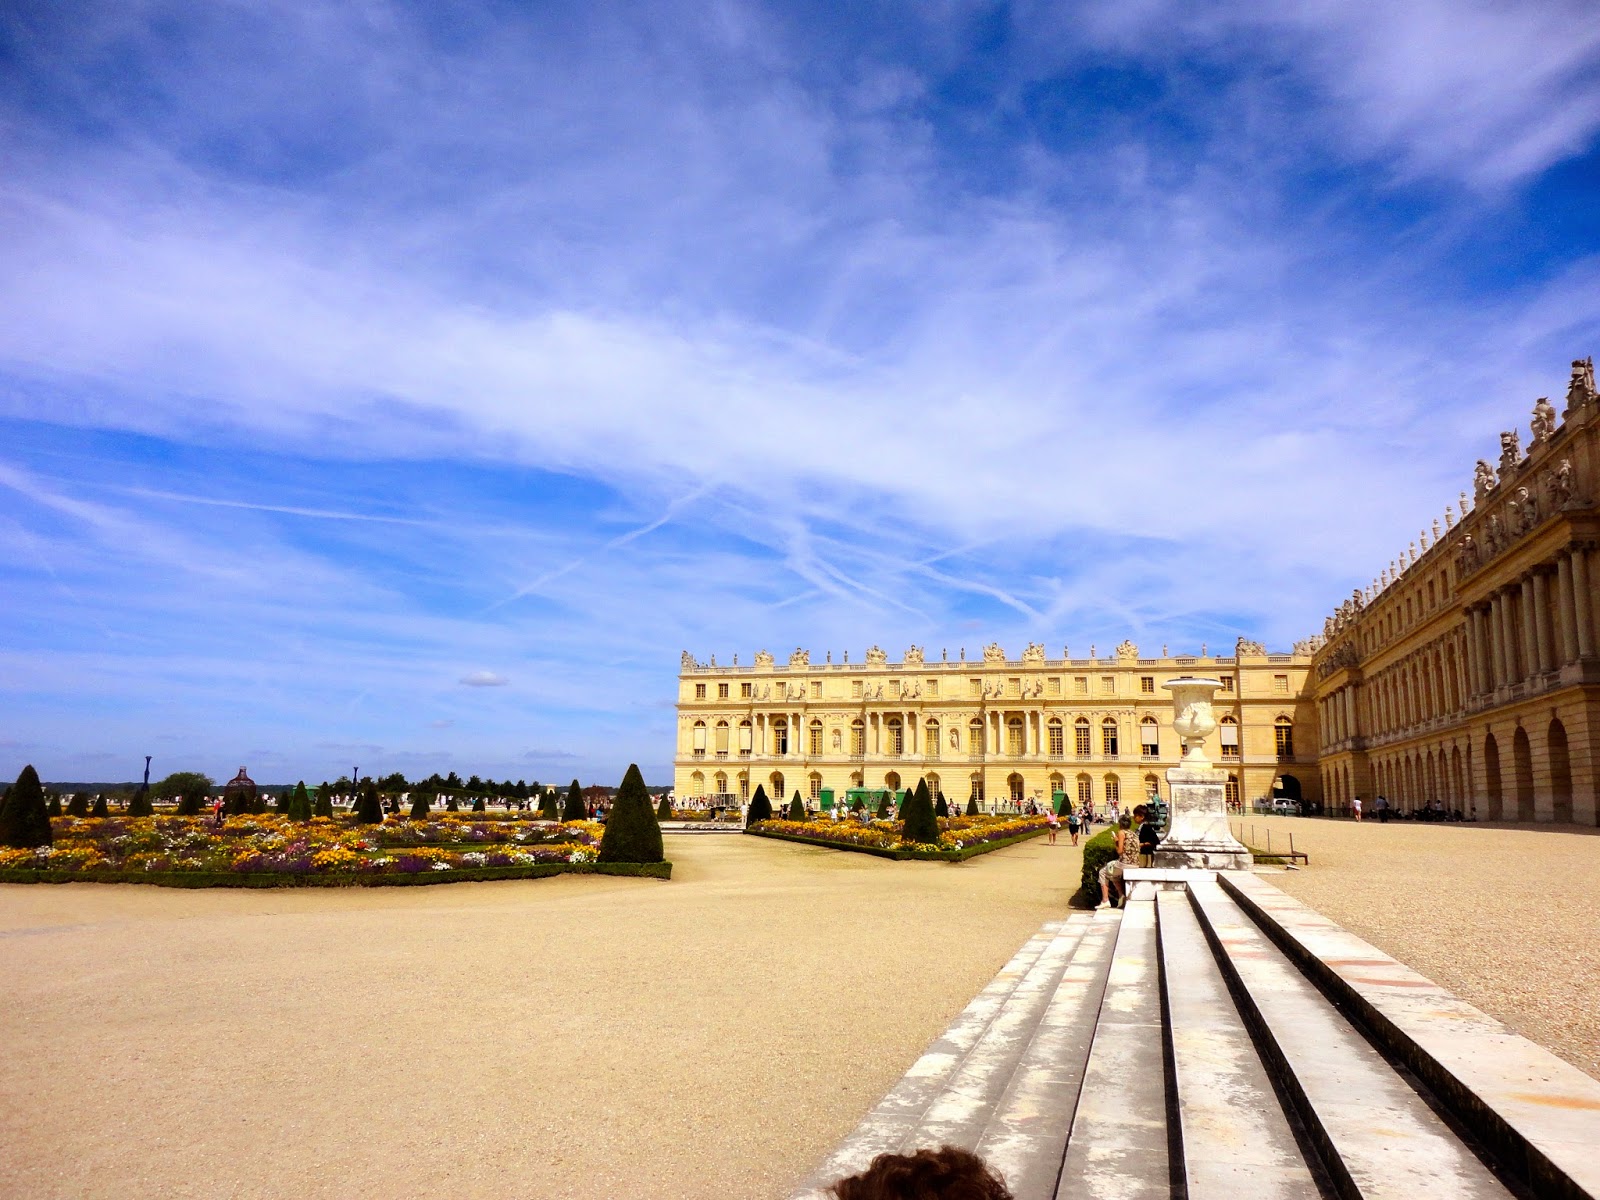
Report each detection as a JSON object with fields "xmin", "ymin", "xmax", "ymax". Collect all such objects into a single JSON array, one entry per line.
[
  {"xmin": 1234, "ymin": 814, "xmax": 1600, "ymax": 1080},
  {"xmin": 0, "ymin": 832, "xmax": 1083, "ymax": 1199}
]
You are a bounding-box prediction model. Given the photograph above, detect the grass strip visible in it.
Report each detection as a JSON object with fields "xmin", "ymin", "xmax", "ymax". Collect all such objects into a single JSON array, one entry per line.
[{"xmin": 0, "ymin": 861, "xmax": 671, "ymax": 888}]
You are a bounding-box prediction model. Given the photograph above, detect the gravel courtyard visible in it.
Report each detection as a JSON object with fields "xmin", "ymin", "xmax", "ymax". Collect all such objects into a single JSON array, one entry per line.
[
  {"xmin": 1238, "ymin": 813, "xmax": 1600, "ymax": 1080},
  {"xmin": 0, "ymin": 833, "xmax": 1082, "ymax": 1200},
  {"xmin": 4, "ymin": 819, "xmax": 1595, "ymax": 1199}
]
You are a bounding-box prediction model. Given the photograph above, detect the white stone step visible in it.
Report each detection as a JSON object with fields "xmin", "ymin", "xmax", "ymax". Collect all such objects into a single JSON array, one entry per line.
[
  {"xmin": 1222, "ymin": 871, "xmax": 1600, "ymax": 1200},
  {"xmin": 1155, "ymin": 889, "xmax": 1322, "ymax": 1199},
  {"xmin": 1055, "ymin": 896, "xmax": 1171, "ymax": 1200},
  {"xmin": 789, "ymin": 921, "xmax": 1067, "ymax": 1199},
  {"xmin": 973, "ymin": 910, "xmax": 1121, "ymax": 1200},
  {"xmin": 1186, "ymin": 879, "xmax": 1514, "ymax": 1200},
  {"xmin": 909, "ymin": 916, "xmax": 1092, "ymax": 1152}
]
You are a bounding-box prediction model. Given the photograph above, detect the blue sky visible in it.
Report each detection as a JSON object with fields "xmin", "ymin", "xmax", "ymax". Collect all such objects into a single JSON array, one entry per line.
[{"xmin": 3, "ymin": 1, "xmax": 1599, "ymax": 786}]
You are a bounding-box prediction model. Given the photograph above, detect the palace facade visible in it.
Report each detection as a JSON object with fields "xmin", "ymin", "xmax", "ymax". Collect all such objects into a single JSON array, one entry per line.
[
  {"xmin": 673, "ymin": 641, "xmax": 1317, "ymax": 812},
  {"xmin": 1311, "ymin": 357, "xmax": 1600, "ymax": 824}
]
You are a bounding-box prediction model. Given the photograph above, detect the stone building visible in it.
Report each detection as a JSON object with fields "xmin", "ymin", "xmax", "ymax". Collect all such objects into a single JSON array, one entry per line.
[
  {"xmin": 1312, "ymin": 357, "xmax": 1600, "ymax": 824},
  {"xmin": 673, "ymin": 641, "xmax": 1317, "ymax": 812}
]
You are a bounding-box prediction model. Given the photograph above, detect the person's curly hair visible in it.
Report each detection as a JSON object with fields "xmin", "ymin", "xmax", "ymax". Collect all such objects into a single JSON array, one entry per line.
[{"xmin": 827, "ymin": 1145, "xmax": 1013, "ymax": 1200}]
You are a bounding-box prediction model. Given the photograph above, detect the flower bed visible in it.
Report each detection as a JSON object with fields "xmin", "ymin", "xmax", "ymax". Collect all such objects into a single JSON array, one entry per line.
[
  {"xmin": 0, "ymin": 815, "xmax": 670, "ymax": 885},
  {"xmin": 747, "ymin": 815, "xmax": 1050, "ymax": 861}
]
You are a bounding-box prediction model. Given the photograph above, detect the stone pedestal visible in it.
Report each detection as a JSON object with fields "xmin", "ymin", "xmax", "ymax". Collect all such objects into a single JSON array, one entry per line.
[{"xmin": 1152, "ymin": 766, "xmax": 1252, "ymax": 871}]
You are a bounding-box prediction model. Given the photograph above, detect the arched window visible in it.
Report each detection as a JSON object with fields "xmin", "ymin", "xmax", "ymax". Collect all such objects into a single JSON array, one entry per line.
[
  {"xmin": 1225, "ymin": 773, "xmax": 1240, "ymax": 810},
  {"xmin": 715, "ymin": 720, "xmax": 730, "ymax": 757},
  {"xmin": 809, "ymin": 719, "xmax": 824, "ymax": 756},
  {"xmin": 850, "ymin": 719, "xmax": 866, "ymax": 756},
  {"xmin": 738, "ymin": 719, "xmax": 753, "ymax": 756},
  {"xmin": 1048, "ymin": 718, "xmax": 1064, "ymax": 758},
  {"xmin": 772, "ymin": 718, "xmax": 788, "ymax": 756},
  {"xmin": 969, "ymin": 717, "xmax": 985, "ymax": 756},
  {"xmin": 849, "ymin": 770, "xmax": 864, "ymax": 788},
  {"xmin": 1007, "ymin": 772, "xmax": 1024, "ymax": 803},
  {"xmin": 1007, "ymin": 717, "xmax": 1025, "ymax": 756},
  {"xmin": 1140, "ymin": 717, "xmax": 1159, "ymax": 757},
  {"xmin": 887, "ymin": 717, "xmax": 904, "ymax": 756},
  {"xmin": 1048, "ymin": 773, "xmax": 1064, "ymax": 803},
  {"xmin": 925, "ymin": 719, "xmax": 941, "ymax": 760},
  {"xmin": 1220, "ymin": 715, "xmax": 1239, "ymax": 758},
  {"xmin": 1076, "ymin": 773, "xmax": 1094, "ymax": 807},
  {"xmin": 738, "ymin": 772, "xmax": 749, "ymax": 801},
  {"xmin": 808, "ymin": 771, "xmax": 822, "ymax": 800},
  {"xmin": 771, "ymin": 772, "xmax": 785, "ymax": 800},
  {"xmin": 1274, "ymin": 717, "xmax": 1294, "ymax": 759},
  {"xmin": 690, "ymin": 771, "xmax": 705, "ymax": 798},
  {"xmin": 969, "ymin": 772, "xmax": 984, "ymax": 803},
  {"xmin": 714, "ymin": 771, "xmax": 728, "ymax": 797},
  {"xmin": 692, "ymin": 720, "xmax": 707, "ymax": 758},
  {"xmin": 1101, "ymin": 718, "xmax": 1119, "ymax": 758},
  {"xmin": 1074, "ymin": 718, "xmax": 1091, "ymax": 757},
  {"xmin": 1143, "ymin": 773, "xmax": 1160, "ymax": 801},
  {"xmin": 926, "ymin": 772, "xmax": 941, "ymax": 798},
  {"xmin": 1104, "ymin": 775, "xmax": 1120, "ymax": 807},
  {"xmin": 885, "ymin": 771, "xmax": 901, "ymax": 794}
]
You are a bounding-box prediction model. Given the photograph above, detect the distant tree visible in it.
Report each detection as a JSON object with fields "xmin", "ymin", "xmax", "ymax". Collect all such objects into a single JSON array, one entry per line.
[
  {"xmin": 91, "ymin": 793, "xmax": 109, "ymax": 818},
  {"xmin": 745, "ymin": 784, "xmax": 772, "ymax": 827},
  {"xmin": 515, "ymin": 780, "xmax": 530, "ymax": 801},
  {"xmin": 285, "ymin": 781, "xmax": 312, "ymax": 821},
  {"xmin": 935, "ymin": 794, "xmax": 949, "ymax": 819},
  {"xmin": 154, "ymin": 772, "xmax": 212, "ymax": 817},
  {"xmin": 657, "ymin": 794, "xmax": 673, "ymax": 820},
  {"xmin": 466, "ymin": 775, "xmax": 484, "ymax": 794},
  {"xmin": 409, "ymin": 791, "xmax": 432, "ymax": 820},
  {"xmin": 597, "ymin": 764, "xmax": 664, "ymax": 864},
  {"xmin": 788, "ymin": 792, "xmax": 806, "ymax": 820},
  {"xmin": 966, "ymin": 793, "xmax": 979, "ymax": 816},
  {"xmin": 380, "ymin": 772, "xmax": 408, "ymax": 793},
  {"xmin": 0, "ymin": 765, "xmax": 53, "ymax": 848},
  {"xmin": 353, "ymin": 779, "xmax": 384, "ymax": 825},
  {"xmin": 902, "ymin": 778, "xmax": 940, "ymax": 845},
  {"xmin": 562, "ymin": 780, "xmax": 586, "ymax": 822},
  {"xmin": 314, "ymin": 782, "xmax": 334, "ymax": 819},
  {"xmin": 67, "ymin": 792, "xmax": 89, "ymax": 817},
  {"xmin": 445, "ymin": 771, "xmax": 463, "ymax": 790}
]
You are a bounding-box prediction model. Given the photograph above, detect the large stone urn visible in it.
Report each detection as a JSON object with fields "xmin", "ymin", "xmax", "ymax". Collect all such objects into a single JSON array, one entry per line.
[{"xmin": 1152, "ymin": 676, "xmax": 1252, "ymax": 870}]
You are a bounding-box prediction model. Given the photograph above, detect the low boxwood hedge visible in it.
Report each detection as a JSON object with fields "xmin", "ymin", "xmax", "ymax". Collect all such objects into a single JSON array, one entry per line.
[
  {"xmin": 747, "ymin": 827, "xmax": 1046, "ymax": 863},
  {"xmin": 1074, "ymin": 827, "xmax": 1119, "ymax": 908},
  {"xmin": 0, "ymin": 861, "xmax": 671, "ymax": 889}
]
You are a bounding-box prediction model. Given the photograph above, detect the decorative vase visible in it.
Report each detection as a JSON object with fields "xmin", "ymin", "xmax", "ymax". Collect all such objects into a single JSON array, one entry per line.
[{"xmin": 1165, "ymin": 677, "xmax": 1221, "ymax": 765}]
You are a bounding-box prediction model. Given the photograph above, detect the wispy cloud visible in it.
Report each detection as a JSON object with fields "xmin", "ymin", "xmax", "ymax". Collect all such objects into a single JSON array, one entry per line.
[{"xmin": 459, "ymin": 671, "xmax": 509, "ymax": 688}]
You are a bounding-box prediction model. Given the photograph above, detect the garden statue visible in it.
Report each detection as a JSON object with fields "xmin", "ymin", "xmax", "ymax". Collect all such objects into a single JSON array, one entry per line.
[{"xmin": 1546, "ymin": 458, "xmax": 1576, "ymax": 508}]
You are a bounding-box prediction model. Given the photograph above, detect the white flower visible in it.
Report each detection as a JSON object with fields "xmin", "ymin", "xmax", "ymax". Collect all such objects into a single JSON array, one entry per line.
[{"xmin": 431, "ymin": 862, "xmax": 452, "ymax": 871}]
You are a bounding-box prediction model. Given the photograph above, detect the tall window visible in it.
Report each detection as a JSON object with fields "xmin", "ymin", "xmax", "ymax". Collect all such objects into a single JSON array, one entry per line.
[
  {"xmin": 737, "ymin": 720, "xmax": 752, "ymax": 756},
  {"xmin": 740, "ymin": 682, "xmax": 752, "ymax": 699},
  {"xmin": 969, "ymin": 718, "xmax": 985, "ymax": 755},
  {"xmin": 1101, "ymin": 676, "xmax": 1115, "ymax": 694},
  {"xmin": 695, "ymin": 683, "xmax": 707, "ymax": 700},
  {"xmin": 1104, "ymin": 775, "xmax": 1120, "ymax": 807},
  {"xmin": 1273, "ymin": 674, "xmax": 1289, "ymax": 695},
  {"xmin": 926, "ymin": 679, "xmax": 939, "ymax": 698},
  {"xmin": 809, "ymin": 720, "xmax": 823, "ymax": 756},
  {"xmin": 1074, "ymin": 676, "xmax": 1088, "ymax": 695},
  {"xmin": 1074, "ymin": 718, "xmax": 1091, "ymax": 757},
  {"xmin": 852, "ymin": 680, "xmax": 863, "ymax": 699},
  {"xmin": 715, "ymin": 721, "xmax": 730, "ymax": 757},
  {"xmin": 714, "ymin": 771, "xmax": 728, "ymax": 796},
  {"xmin": 690, "ymin": 771, "xmax": 705, "ymax": 797},
  {"xmin": 890, "ymin": 679, "xmax": 901, "ymax": 699},
  {"xmin": 969, "ymin": 678, "xmax": 982, "ymax": 698},
  {"xmin": 1275, "ymin": 718, "xmax": 1295, "ymax": 758},
  {"xmin": 1219, "ymin": 716, "xmax": 1239, "ymax": 758},
  {"xmin": 1076, "ymin": 775, "xmax": 1093, "ymax": 807},
  {"xmin": 970, "ymin": 774, "xmax": 984, "ymax": 803},
  {"xmin": 810, "ymin": 680, "xmax": 822, "ymax": 699},
  {"xmin": 1007, "ymin": 718, "xmax": 1024, "ymax": 756},
  {"xmin": 692, "ymin": 720, "xmax": 707, "ymax": 758},
  {"xmin": 1225, "ymin": 774, "xmax": 1240, "ymax": 809},
  {"xmin": 925, "ymin": 720, "xmax": 941, "ymax": 760},
  {"xmin": 808, "ymin": 772, "xmax": 822, "ymax": 799},
  {"xmin": 1140, "ymin": 718, "xmax": 1158, "ymax": 757},
  {"xmin": 773, "ymin": 719, "xmax": 788, "ymax": 755},
  {"xmin": 739, "ymin": 774, "xmax": 749, "ymax": 801},
  {"xmin": 1047, "ymin": 677, "xmax": 1061, "ymax": 696},
  {"xmin": 887, "ymin": 718, "xmax": 904, "ymax": 756},
  {"xmin": 850, "ymin": 720, "xmax": 865, "ymax": 756},
  {"xmin": 772, "ymin": 773, "xmax": 784, "ymax": 799},
  {"xmin": 1101, "ymin": 719, "xmax": 1119, "ymax": 758},
  {"xmin": 1140, "ymin": 676, "xmax": 1155, "ymax": 694},
  {"xmin": 718, "ymin": 683, "xmax": 730, "ymax": 699},
  {"xmin": 1048, "ymin": 719, "xmax": 1064, "ymax": 757}
]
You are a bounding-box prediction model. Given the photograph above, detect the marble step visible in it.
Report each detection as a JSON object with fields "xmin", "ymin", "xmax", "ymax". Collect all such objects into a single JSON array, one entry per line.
[
  {"xmin": 910, "ymin": 915, "xmax": 1093, "ymax": 1152},
  {"xmin": 972, "ymin": 910, "xmax": 1122, "ymax": 1200},
  {"xmin": 1186, "ymin": 878, "xmax": 1515, "ymax": 1200},
  {"xmin": 789, "ymin": 920, "xmax": 1069, "ymax": 1199},
  {"xmin": 1055, "ymin": 894, "xmax": 1171, "ymax": 1200},
  {"xmin": 1221, "ymin": 871, "xmax": 1600, "ymax": 1200},
  {"xmin": 1155, "ymin": 888, "xmax": 1327, "ymax": 1199}
]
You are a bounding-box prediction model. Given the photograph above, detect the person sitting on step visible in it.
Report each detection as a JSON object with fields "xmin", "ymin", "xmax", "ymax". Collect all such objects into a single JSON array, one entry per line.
[{"xmin": 828, "ymin": 1145, "xmax": 1013, "ymax": 1200}]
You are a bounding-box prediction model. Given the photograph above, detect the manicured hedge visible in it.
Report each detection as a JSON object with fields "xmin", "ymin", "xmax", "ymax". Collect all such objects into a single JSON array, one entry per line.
[
  {"xmin": 1075, "ymin": 827, "xmax": 1118, "ymax": 908},
  {"xmin": 748, "ymin": 827, "xmax": 1046, "ymax": 863},
  {"xmin": 0, "ymin": 861, "xmax": 671, "ymax": 888}
]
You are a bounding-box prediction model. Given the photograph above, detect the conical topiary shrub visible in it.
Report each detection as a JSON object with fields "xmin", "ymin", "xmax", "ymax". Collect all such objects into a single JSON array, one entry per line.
[
  {"xmin": 935, "ymin": 794, "xmax": 949, "ymax": 818},
  {"xmin": 901, "ymin": 778, "xmax": 940, "ymax": 845},
  {"xmin": 67, "ymin": 792, "xmax": 88, "ymax": 817},
  {"xmin": 562, "ymin": 779, "xmax": 586, "ymax": 822},
  {"xmin": 875, "ymin": 793, "xmax": 891, "ymax": 819},
  {"xmin": 597, "ymin": 764, "xmax": 664, "ymax": 864},
  {"xmin": 656, "ymin": 794, "xmax": 672, "ymax": 820},
  {"xmin": 472, "ymin": 794, "xmax": 486, "ymax": 813},
  {"xmin": 313, "ymin": 783, "xmax": 333, "ymax": 818},
  {"xmin": 48, "ymin": 792, "xmax": 63, "ymax": 817},
  {"xmin": 287, "ymin": 781, "xmax": 312, "ymax": 821},
  {"xmin": 540, "ymin": 789, "xmax": 559, "ymax": 820},
  {"xmin": 409, "ymin": 791, "xmax": 431, "ymax": 820},
  {"xmin": 966, "ymin": 794, "xmax": 979, "ymax": 816},
  {"xmin": 128, "ymin": 785, "xmax": 153, "ymax": 818},
  {"xmin": 788, "ymin": 792, "xmax": 805, "ymax": 820},
  {"xmin": 745, "ymin": 784, "xmax": 772, "ymax": 827},
  {"xmin": 445, "ymin": 793, "xmax": 460, "ymax": 812},
  {"xmin": 353, "ymin": 779, "xmax": 384, "ymax": 824},
  {"xmin": 91, "ymin": 794, "xmax": 109, "ymax": 818},
  {"xmin": 0, "ymin": 765, "xmax": 53, "ymax": 849}
]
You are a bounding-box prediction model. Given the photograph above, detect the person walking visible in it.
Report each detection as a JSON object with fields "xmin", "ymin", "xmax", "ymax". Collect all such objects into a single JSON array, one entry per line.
[
  {"xmin": 1352, "ymin": 795, "xmax": 1362, "ymax": 822},
  {"xmin": 1046, "ymin": 807, "xmax": 1059, "ymax": 844},
  {"xmin": 1375, "ymin": 794, "xmax": 1388, "ymax": 824},
  {"xmin": 1066, "ymin": 806, "xmax": 1081, "ymax": 846}
]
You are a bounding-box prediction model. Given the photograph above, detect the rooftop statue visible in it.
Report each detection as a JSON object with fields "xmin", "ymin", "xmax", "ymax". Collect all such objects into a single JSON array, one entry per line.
[
  {"xmin": 1499, "ymin": 430, "xmax": 1522, "ymax": 477},
  {"xmin": 1474, "ymin": 460, "xmax": 1497, "ymax": 503},
  {"xmin": 983, "ymin": 642, "xmax": 1006, "ymax": 663},
  {"xmin": 1022, "ymin": 641, "xmax": 1046, "ymax": 663},
  {"xmin": 681, "ymin": 651, "xmax": 698, "ymax": 671},
  {"xmin": 1235, "ymin": 638, "xmax": 1265, "ymax": 656},
  {"xmin": 1565, "ymin": 356, "xmax": 1597, "ymax": 418},
  {"xmin": 1114, "ymin": 639, "xmax": 1138, "ymax": 660},
  {"xmin": 904, "ymin": 645, "xmax": 925, "ymax": 666},
  {"xmin": 754, "ymin": 649, "xmax": 774, "ymax": 668},
  {"xmin": 1546, "ymin": 458, "xmax": 1576, "ymax": 509},
  {"xmin": 1456, "ymin": 535, "xmax": 1478, "ymax": 573},
  {"xmin": 1509, "ymin": 486, "xmax": 1540, "ymax": 534},
  {"xmin": 1530, "ymin": 396, "xmax": 1558, "ymax": 445},
  {"xmin": 865, "ymin": 645, "xmax": 888, "ymax": 667},
  {"xmin": 788, "ymin": 648, "xmax": 810, "ymax": 668}
]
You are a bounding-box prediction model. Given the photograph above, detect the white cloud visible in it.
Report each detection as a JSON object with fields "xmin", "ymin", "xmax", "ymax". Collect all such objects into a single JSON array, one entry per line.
[{"xmin": 459, "ymin": 671, "xmax": 509, "ymax": 688}]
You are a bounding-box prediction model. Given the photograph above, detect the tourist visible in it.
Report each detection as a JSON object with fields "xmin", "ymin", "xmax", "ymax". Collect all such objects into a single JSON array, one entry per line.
[
  {"xmin": 1375, "ymin": 794, "xmax": 1388, "ymax": 824},
  {"xmin": 827, "ymin": 1145, "xmax": 1013, "ymax": 1200},
  {"xmin": 1352, "ymin": 795, "xmax": 1362, "ymax": 822},
  {"xmin": 1046, "ymin": 807, "xmax": 1059, "ymax": 844},
  {"xmin": 1138, "ymin": 807, "xmax": 1160, "ymax": 866},
  {"xmin": 1098, "ymin": 814, "xmax": 1136, "ymax": 909},
  {"xmin": 1066, "ymin": 806, "xmax": 1081, "ymax": 846}
]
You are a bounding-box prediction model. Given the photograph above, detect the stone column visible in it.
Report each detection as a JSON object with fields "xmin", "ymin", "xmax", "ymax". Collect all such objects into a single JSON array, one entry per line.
[
  {"xmin": 1557, "ymin": 554, "xmax": 1579, "ymax": 663},
  {"xmin": 1533, "ymin": 570, "xmax": 1554, "ymax": 674},
  {"xmin": 1477, "ymin": 606, "xmax": 1495, "ymax": 691},
  {"xmin": 1464, "ymin": 612, "xmax": 1482, "ymax": 696},
  {"xmin": 1489, "ymin": 594, "xmax": 1508, "ymax": 687},
  {"xmin": 1520, "ymin": 576, "xmax": 1540, "ymax": 680},
  {"xmin": 1576, "ymin": 547, "xmax": 1596, "ymax": 658}
]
